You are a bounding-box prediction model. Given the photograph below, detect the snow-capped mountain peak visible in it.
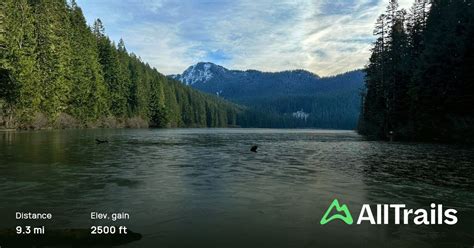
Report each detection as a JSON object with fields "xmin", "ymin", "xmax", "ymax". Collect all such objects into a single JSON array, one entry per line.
[{"xmin": 171, "ymin": 62, "xmax": 227, "ymax": 85}]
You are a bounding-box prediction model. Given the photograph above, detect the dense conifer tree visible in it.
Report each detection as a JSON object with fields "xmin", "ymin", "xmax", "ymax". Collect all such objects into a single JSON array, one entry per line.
[
  {"xmin": 359, "ymin": 0, "xmax": 474, "ymax": 142},
  {"xmin": 30, "ymin": 0, "xmax": 73, "ymax": 119},
  {"xmin": 0, "ymin": 0, "xmax": 40, "ymax": 126},
  {"xmin": 68, "ymin": 1, "xmax": 108, "ymax": 121},
  {"xmin": 0, "ymin": 1, "xmax": 243, "ymax": 129}
]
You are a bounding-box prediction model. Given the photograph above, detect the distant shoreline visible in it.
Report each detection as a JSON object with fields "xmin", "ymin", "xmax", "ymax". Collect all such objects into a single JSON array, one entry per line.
[{"xmin": 0, "ymin": 126, "xmax": 358, "ymax": 132}]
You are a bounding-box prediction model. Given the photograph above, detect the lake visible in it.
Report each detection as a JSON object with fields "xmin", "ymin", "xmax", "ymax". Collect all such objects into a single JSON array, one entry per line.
[{"xmin": 0, "ymin": 129, "xmax": 473, "ymax": 247}]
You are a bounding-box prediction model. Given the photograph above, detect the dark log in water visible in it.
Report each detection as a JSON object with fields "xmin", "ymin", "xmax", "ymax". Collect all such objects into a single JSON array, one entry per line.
[
  {"xmin": 95, "ymin": 138, "xmax": 109, "ymax": 144},
  {"xmin": 250, "ymin": 145, "xmax": 258, "ymax": 152},
  {"xmin": 0, "ymin": 228, "xmax": 142, "ymax": 247}
]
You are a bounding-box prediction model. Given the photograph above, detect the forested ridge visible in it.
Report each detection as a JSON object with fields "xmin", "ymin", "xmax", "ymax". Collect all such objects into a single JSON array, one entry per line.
[
  {"xmin": 0, "ymin": 0, "xmax": 241, "ymax": 129},
  {"xmin": 172, "ymin": 62, "xmax": 365, "ymax": 129},
  {"xmin": 359, "ymin": 0, "xmax": 474, "ymax": 142},
  {"xmin": 235, "ymin": 70, "xmax": 364, "ymax": 129}
]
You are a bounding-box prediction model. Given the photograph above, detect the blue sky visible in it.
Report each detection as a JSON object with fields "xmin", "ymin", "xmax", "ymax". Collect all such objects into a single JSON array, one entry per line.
[{"xmin": 76, "ymin": 0, "xmax": 412, "ymax": 76}]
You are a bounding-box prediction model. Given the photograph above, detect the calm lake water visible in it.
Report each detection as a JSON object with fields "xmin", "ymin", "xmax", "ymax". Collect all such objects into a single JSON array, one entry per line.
[{"xmin": 0, "ymin": 129, "xmax": 473, "ymax": 247}]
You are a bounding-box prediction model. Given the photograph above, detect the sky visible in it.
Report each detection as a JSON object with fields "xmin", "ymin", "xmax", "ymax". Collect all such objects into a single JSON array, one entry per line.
[{"xmin": 76, "ymin": 0, "xmax": 413, "ymax": 76}]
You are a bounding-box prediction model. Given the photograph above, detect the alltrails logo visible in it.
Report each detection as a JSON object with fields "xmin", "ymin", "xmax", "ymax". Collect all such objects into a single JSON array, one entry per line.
[
  {"xmin": 320, "ymin": 199, "xmax": 458, "ymax": 225},
  {"xmin": 320, "ymin": 199, "xmax": 353, "ymax": 225}
]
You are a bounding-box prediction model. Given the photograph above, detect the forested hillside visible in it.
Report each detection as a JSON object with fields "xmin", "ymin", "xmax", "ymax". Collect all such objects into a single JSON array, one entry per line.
[
  {"xmin": 0, "ymin": 0, "xmax": 241, "ymax": 129},
  {"xmin": 358, "ymin": 0, "xmax": 474, "ymax": 142},
  {"xmin": 236, "ymin": 71, "xmax": 364, "ymax": 129},
  {"xmin": 172, "ymin": 63, "xmax": 365, "ymax": 129}
]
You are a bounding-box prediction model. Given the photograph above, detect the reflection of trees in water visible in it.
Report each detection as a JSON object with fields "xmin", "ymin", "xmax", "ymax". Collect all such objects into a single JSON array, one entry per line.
[
  {"xmin": 359, "ymin": 143, "xmax": 474, "ymax": 247},
  {"xmin": 0, "ymin": 130, "xmax": 144, "ymax": 217},
  {"xmin": 361, "ymin": 143, "xmax": 474, "ymax": 191},
  {"xmin": 0, "ymin": 130, "xmax": 68, "ymax": 164}
]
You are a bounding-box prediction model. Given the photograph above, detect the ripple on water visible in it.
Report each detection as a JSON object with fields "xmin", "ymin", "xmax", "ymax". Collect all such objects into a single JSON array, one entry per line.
[{"xmin": 0, "ymin": 129, "xmax": 473, "ymax": 247}]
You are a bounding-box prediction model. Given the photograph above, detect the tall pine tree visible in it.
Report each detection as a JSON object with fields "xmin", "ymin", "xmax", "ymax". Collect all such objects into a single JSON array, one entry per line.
[
  {"xmin": 68, "ymin": 1, "xmax": 108, "ymax": 122},
  {"xmin": 0, "ymin": 0, "xmax": 40, "ymax": 127},
  {"xmin": 30, "ymin": 0, "xmax": 73, "ymax": 120}
]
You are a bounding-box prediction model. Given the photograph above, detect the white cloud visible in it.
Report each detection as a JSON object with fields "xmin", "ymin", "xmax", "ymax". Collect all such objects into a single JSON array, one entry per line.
[
  {"xmin": 78, "ymin": 0, "xmax": 417, "ymax": 76},
  {"xmin": 140, "ymin": 0, "xmax": 167, "ymax": 13},
  {"xmin": 118, "ymin": 24, "xmax": 200, "ymax": 75}
]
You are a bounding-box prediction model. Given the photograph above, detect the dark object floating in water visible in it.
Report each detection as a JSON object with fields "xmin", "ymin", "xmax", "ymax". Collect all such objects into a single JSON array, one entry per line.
[
  {"xmin": 0, "ymin": 228, "xmax": 142, "ymax": 247},
  {"xmin": 250, "ymin": 145, "xmax": 258, "ymax": 152},
  {"xmin": 95, "ymin": 138, "xmax": 109, "ymax": 144}
]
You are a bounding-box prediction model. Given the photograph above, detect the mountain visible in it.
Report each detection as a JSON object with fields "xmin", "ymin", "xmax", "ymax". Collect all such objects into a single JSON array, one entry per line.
[
  {"xmin": 170, "ymin": 62, "xmax": 322, "ymax": 99},
  {"xmin": 170, "ymin": 62, "xmax": 365, "ymax": 129}
]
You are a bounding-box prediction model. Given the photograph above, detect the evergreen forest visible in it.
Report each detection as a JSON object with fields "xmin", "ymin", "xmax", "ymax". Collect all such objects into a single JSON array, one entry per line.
[
  {"xmin": 0, "ymin": 0, "xmax": 241, "ymax": 129},
  {"xmin": 359, "ymin": 0, "xmax": 474, "ymax": 142}
]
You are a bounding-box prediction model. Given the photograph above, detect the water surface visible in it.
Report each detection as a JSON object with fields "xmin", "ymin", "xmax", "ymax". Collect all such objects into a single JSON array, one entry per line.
[{"xmin": 0, "ymin": 129, "xmax": 473, "ymax": 247}]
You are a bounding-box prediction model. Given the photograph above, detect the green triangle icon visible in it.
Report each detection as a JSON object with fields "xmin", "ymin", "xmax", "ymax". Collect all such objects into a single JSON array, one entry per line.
[{"xmin": 320, "ymin": 199, "xmax": 353, "ymax": 225}]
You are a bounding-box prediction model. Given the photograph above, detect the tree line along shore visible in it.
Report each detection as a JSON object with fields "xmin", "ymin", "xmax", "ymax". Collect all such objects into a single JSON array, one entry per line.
[
  {"xmin": 358, "ymin": 0, "xmax": 474, "ymax": 143},
  {"xmin": 0, "ymin": 0, "xmax": 242, "ymax": 130}
]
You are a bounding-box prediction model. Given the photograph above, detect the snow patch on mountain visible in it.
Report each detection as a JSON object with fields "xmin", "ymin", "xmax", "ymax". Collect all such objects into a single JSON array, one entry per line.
[{"xmin": 171, "ymin": 62, "xmax": 219, "ymax": 85}]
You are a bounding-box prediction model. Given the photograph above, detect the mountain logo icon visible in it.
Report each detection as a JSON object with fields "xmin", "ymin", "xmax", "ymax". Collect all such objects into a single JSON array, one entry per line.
[{"xmin": 320, "ymin": 199, "xmax": 353, "ymax": 225}]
